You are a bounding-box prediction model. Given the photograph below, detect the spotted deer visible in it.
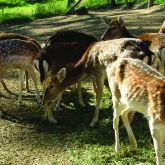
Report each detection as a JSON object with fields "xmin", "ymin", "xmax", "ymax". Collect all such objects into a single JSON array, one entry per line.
[
  {"xmin": 107, "ymin": 57, "xmax": 165, "ymax": 165},
  {"xmin": 0, "ymin": 39, "xmax": 41, "ymax": 104},
  {"xmin": 101, "ymin": 17, "xmax": 165, "ymax": 74},
  {"xmin": 42, "ymin": 38, "xmax": 153, "ymax": 125},
  {"xmin": 0, "ymin": 32, "xmax": 41, "ymax": 93},
  {"xmin": 36, "ymin": 30, "xmax": 97, "ymax": 110}
]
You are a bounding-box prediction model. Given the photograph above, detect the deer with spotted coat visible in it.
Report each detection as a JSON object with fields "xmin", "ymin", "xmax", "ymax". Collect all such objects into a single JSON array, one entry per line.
[
  {"xmin": 0, "ymin": 39, "xmax": 41, "ymax": 105},
  {"xmin": 101, "ymin": 17, "xmax": 165, "ymax": 74},
  {"xmin": 42, "ymin": 38, "xmax": 153, "ymax": 125},
  {"xmin": 107, "ymin": 57, "xmax": 165, "ymax": 165},
  {"xmin": 35, "ymin": 30, "xmax": 97, "ymax": 110},
  {"xmin": 0, "ymin": 32, "xmax": 41, "ymax": 93}
]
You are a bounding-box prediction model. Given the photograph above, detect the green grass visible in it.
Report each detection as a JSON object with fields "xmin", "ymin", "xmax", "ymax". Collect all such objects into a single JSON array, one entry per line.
[
  {"xmin": 0, "ymin": 0, "xmax": 164, "ymax": 24},
  {"xmin": 0, "ymin": 75, "xmax": 161, "ymax": 165},
  {"xmin": 0, "ymin": 0, "xmax": 68, "ymax": 24},
  {"xmin": 0, "ymin": 7, "xmax": 165, "ymax": 165}
]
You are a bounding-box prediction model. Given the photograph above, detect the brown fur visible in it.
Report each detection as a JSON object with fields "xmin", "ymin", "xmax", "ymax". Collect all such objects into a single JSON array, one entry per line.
[
  {"xmin": 0, "ymin": 39, "xmax": 41, "ymax": 104},
  {"xmin": 0, "ymin": 32, "xmax": 41, "ymax": 49},
  {"xmin": 102, "ymin": 17, "xmax": 165, "ymax": 54},
  {"xmin": 108, "ymin": 58, "xmax": 165, "ymax": 164},
  {"xmin": 138, "ymin": 33, "xmax": 165, "ymax": 52},
  {"xmin": 43, "ymin": 38, "xmax": 153, "ymax": 126},
  {"xmin": 0, "ymin": 32, "xmax": 41, "ymax": 92}
]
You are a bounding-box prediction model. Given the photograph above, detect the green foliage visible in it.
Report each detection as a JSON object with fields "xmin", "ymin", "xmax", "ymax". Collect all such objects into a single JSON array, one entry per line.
[
  {"xmin": 0, "ymin": 0, "xmax": 164, "ymax": 24},
  {"xmin": 0, "ymin": 0, "xmax": 26, "ymax": 7},
  {"xmin": 80, "ymin": 0, "xmax": 110, "ymax": 8},
  {"xmin": 35, "ymin": 2, "xmax": 67, "ymax": 19}
]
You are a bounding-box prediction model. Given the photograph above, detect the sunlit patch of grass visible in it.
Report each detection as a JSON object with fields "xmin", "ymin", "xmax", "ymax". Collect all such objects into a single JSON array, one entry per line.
[{"xmin": 0, "ymin": 1, "xmax": 68, "ymax": 24}]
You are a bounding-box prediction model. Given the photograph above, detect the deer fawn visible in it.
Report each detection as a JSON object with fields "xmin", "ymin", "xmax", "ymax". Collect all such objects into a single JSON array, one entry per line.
[
  {"xmin": 0, "ymin": 39, "xmax": 41, "ymax": 104},
  {"xmin": 107, "ymin": 58, "xmax": 165, "ymax": 165},
  {"xmin": 0, "ymin": 32, "xmax": 41, "ymax": 93}
]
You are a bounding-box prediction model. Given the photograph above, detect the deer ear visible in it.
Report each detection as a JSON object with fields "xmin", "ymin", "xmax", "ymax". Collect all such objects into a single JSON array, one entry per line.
[{"xmin": 57, "ymin": 68, "xmax": 66, "ymax": 83}]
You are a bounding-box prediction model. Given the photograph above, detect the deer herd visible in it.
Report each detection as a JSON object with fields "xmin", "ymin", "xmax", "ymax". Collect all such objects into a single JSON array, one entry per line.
[{"xmin": 0, "ymin": 17, "xmax": 165, "ymax": 165}]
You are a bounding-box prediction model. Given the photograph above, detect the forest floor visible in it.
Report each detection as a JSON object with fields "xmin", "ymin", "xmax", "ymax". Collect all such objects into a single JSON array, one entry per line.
[{"xmin": 0, "ymin": 6, "xmax": 165, "ymax": 165}]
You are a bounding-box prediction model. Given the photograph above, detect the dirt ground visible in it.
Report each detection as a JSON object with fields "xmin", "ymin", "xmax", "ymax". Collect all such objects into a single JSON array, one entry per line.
[{"xmin": 0, "ymin": 6, "xmax": 165, "ymax": 165}]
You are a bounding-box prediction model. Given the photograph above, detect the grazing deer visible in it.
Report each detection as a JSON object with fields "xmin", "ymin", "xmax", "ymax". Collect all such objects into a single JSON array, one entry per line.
[
  {"xmin": 107, "ymin": 58, "xmax": 165, "ymax": 165},
  {"xmin": 42, "ymin": 38, "xmax": 153, "ymax": 125},
  {"xmin": 38, "ymin": 30, "xmax": 97, "ymax": 109},
  {"xmin": 35, "ymin": 42, "xmax": 89, "ymax": 109},
  {"xmin": 0, "ymin": 39, "xmax": 41, "ymax": 104},
  {"xmin": 101, "ymin": 17, "xmax": 165, "ymax": 74},
  {"xmin": 0, "ymin": 32, "xmax": 41, "ymax": 92}
]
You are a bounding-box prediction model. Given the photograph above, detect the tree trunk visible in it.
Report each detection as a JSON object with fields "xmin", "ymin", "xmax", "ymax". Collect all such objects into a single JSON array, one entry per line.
[
  {"xmin": 148, "ymin": 0, "xmax": 154, "ymax": 8},
  {"xmin": 111, "ymin": 0, "xmax": 116, "ymax": 8}
]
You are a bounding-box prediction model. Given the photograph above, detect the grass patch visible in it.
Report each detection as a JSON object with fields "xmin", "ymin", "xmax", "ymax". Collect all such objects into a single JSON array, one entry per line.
[
  {"xmin": 0, "ymin": 7, "xmax": 165, "ymax": 165},
  {"xmin": 0, "ymin": 0, "xmax": 164, "ymax": 24}
]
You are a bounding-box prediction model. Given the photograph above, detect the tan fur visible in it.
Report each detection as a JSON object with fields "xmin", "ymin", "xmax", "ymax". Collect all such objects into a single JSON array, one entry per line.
[
  {"xmin": 107, "ymin": 58, "xmax": 165, "ymax": 165},
  {"xmin": 0, "ymin": 32, "xmax": 41, "ymax": 92},
  {"xmin": 102, "ymin": 17, "xmax": 165, "ymax": 74},
  {"xmin": 42, "ymin": 38, "xmax": 153, "ymax": 126},
  {"xmin": 0, "ymin": 39, "xmax": 41, "ymax": 104}
]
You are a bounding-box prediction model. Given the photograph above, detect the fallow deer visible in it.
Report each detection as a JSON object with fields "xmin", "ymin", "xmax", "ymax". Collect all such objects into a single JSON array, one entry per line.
[
  {"xmin": 0, "ymin": 39, "xmax": 41, "ymax": 104},
  {"xmin": 37, "ymin": 30, "xmax": 97, "ymax": 109},
  {"xmin": 0, "ymin": 32, "xmax": 41, "ymax": 92},
  {"xmin": 35, "ymin": 42, "xmax": 88, "ymax": 109},
  {"xmin": 42, "ymin": 38, "xmax": 153, "ymax": 125},
  {"xmin": 101, "ymin": 17, "xmax": 165, "ymax": 74},
  {"xmin": 107, "ymin": 57, "xmax": 165, "ymax": 165}
]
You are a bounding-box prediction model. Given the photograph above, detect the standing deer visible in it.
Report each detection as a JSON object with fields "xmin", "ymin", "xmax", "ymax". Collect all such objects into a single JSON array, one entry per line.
[
  {"xmin": 101, "ymin": 17, "xmax": 165, "ymax": 73},
  {"xmin": 107, "ymin": 58, "xmax": 165, "ymax": 165},
  {"xmin": 42, "ymin": 38, "xmax": 153, "ymax": 125},
  {"xmin": 0, "ymin": 32, "xmax": 41, "ymax": 92},
  {"xmin": 35, "ymin": 42, "xmax": 89, "ymax": 109},
  {"xmin": 0, "ymin": 39, "xmax": 41, "ymax": 104}
]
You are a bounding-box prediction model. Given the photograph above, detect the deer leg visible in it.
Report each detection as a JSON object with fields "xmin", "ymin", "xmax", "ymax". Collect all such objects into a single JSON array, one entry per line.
[
  {"xmin": 149, "ymin": 119, "xmax": 164, "ymax": 165},
  {"xmin": 121, "ymin": 109, "xmax": 137, "ymax": 151},
  {"xmin": 25, "ymin": 71, "xmax": 29, "ymax": 92},
  {"xmin": 77, "ymin": 81, "xmax": 85, "ymax": 107},
  {"xmin": 113, "ymin": 101, "xmax": 121, "ymax": 152},
  {"xmin": 128, "ymin": 111, "xmax": 135, "ymax": 124},
  {"xmin": 54, "ymin": 93, "xmax": 63, "ymax": 111},
  {"xmin": 22, "ymin": 70, "xmax": 29, "ymax": 91},
  {"xmin": 26, "ymin": 66, "xmax": 41, "ymax": 104},
  {"xmin": 44, "ymin": 104, "xmax": 57, "ymax": 124},
  {"xmin": 90, "ymin": 73, "xmax": 105, "ymax": 127},
  {"xmin": 0, "ymin": 69, "xmax": 7, "ymax": 116},
  {"xmin": 17, "ymin": 69, "xmax": 25, "ymax": 104}
]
